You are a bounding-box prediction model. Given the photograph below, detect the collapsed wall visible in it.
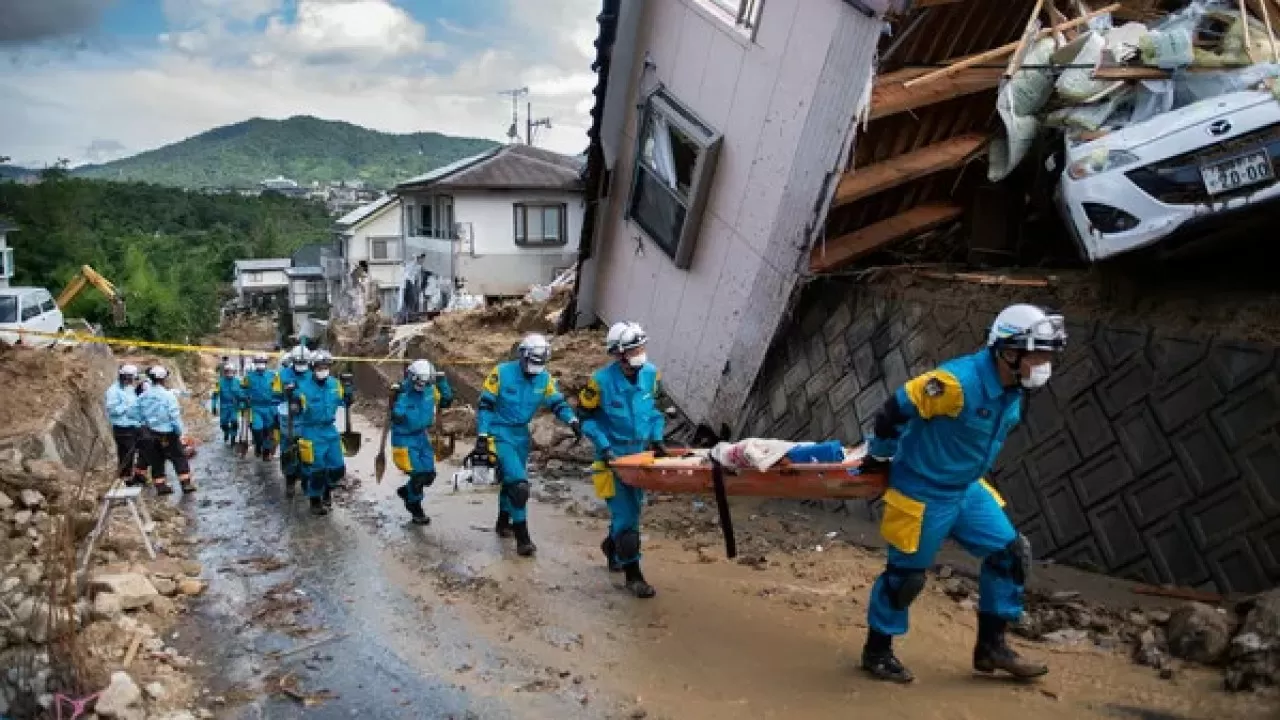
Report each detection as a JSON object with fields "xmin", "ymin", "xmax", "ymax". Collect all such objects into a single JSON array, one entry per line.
[{"xmin": 740, "ymin": 272, "xmax": 1280, "ymax": 596}]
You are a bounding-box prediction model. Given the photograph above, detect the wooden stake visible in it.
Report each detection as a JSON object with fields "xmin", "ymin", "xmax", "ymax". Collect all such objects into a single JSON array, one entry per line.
[
  {"xmin": 1007, "ymin": 0, "xmax": 1048, "ymax": 77},
  {"xmin": 122, "ymin": 633, "xmax": 143, "ymax": 669},
  {"xmin": 1259, "ymin": 0, "xmax": 1280, "ymax": 62},
  {"xmin": 1241, "ymin": 0, "xmax": 1256, "ymax": 64},
  {"xmin": 904, "ymin": 4, "xmax": 1122, "ymax": 88}
]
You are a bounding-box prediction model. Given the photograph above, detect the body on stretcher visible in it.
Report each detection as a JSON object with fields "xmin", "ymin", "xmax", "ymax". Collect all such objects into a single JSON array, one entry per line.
[{"xmin": 608, "ymin": 443, "xmax": 887, "ymax": 500}]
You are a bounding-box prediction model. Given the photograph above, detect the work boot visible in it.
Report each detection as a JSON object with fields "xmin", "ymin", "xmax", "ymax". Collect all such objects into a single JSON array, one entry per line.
[
  {"xmin": 623, "ymin": 563, "xmax": 656, "ymax": 598},
  {"xmin": 407, "ymin": 502, "xmax": 430, "ymax": 526},
  {"xmin": 310, "ymin": 497, "xmax": 328, "ymax": 516},
  {"xmin": 285, "ymin": 476, "xmax": 298, "ymax": 498},
  {"xmin": 601, "ymin": 537, "xmax": 622, "ymax": 572},
  {"xmin": 322, "ymin": 488, "xmax": 333, "ymax": 508},
  {"xmin": 861, "ymin": 631, "xmax": 914, "ymax": 683},
  {"xmin": 513, "ymin": 521, "xmax": 536, "ymax": 556},
  {"xmin": 154, "ymin": 481, "xmax": 174, "ymax": 496},
  {"xmin": 495, "ymin": 510, "xmax": 513, "ymax": 538},
  {"xmin": 179, "ymin": 478, "xmax": 197, "ymax": 494},
  {"xmin": 973, "ymin": 613, "xmax": 1049, "ymax": 679}
]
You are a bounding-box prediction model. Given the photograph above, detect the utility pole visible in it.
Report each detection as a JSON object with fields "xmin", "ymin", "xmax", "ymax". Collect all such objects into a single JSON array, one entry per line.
[
  {"xmin": 526, "ymin": 101, "xmax": 552, "ymax": 147},
  {"xmin": 498, "ymin": 87, "xmax": 529, "ymax": 143}
]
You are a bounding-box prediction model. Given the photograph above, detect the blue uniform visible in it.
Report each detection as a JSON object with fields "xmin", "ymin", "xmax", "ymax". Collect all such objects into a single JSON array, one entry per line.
[
  {"xmin": 866, "ymin": 350, "xmax": 1024, "ymax": 637},
  {"xmin": 105, "ymin": 383, "xmax": 142, "ymax": 428},
  {"xmin": 392, "ymin": 377, "xmax": 455, "ymax": 504},
  {"xmin": 294, "ymin": 375, "xmax": 350, "ymax": 499},
  {"xmin": 579, "ymin": 362, "xmax": 665, "ymax": 567},
  {"xmin": 275, "ymin": 367, "xmax": 308, "ymax": 480},
  {"xmin": 211, "ymin": 376, "xmax": 244, "ymax": 443},
  {"xmin": 241, "ymin": 369, "xmax": 280, "ymax": 456},
  {"xmin": 476, "ymin": 361, "xmax": 576, "ymax": 524},
  {"xmin": 139, "ymin": 384, "xmax": 191, "ymax": 485},
  {"xmin": 139, "ymin": 386, "xmax": 185, "ymax": 435}
]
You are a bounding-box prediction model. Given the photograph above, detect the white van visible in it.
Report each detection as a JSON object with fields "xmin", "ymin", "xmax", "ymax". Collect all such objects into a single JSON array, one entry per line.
[{"xmin": 0, "ymin": 287, "xmax": 65, "ymax": 347}]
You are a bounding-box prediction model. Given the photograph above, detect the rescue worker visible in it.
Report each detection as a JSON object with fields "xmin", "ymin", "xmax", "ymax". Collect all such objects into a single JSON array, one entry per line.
[
  {"xmin": 473, "ymin": 333, "xmax": 581, "ymax": 556},
  {"xmin": 579, "ymin": 322, "xmax": 666, "ymax": 598},
  {"xmin": 391, "ymin": 359, "xmax": 455, "ymax": 525},
  {"xmin": 288, "ymin": 350, "xmax": 353, "ymax": 516},
  {"xmin": 139, "ymin": 365, "xmax": 194, "ymax": 495},
  {"xmin": 275, "ymin": 346, "xmax": 311, "ymax": 496},
  {"xmin": 105, "ymin": 363, "xmax": 147, "ymax": 485},
  {"xmin": 241, "ymin": 352, "xmax": 280, "ymax": 460},
  {"xmin": 859, "ymin": 304, "xmax": 1065, "ymax": 684},
  {"xmin": 210, "ymin": 362, "xmax": 243, "ymax": 444}
]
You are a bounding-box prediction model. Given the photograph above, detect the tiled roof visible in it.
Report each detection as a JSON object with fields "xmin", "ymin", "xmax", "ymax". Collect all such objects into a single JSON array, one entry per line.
[{"xmin": 396, "ymin": 143, "xmax": 583, "ymax": 192}]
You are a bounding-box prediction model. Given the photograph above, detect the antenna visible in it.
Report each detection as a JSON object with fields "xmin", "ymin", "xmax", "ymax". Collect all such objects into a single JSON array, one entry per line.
[
  {"xmin": 498, "ymin": 87, "xmax": 529, "ymax": 143},
  {"xmin": 526, "ymin": 100, "xmax": 552, "ymax": 147}
]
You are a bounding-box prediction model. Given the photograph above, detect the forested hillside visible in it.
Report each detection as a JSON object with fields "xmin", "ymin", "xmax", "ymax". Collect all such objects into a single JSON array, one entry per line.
[{"xmin": 0, "ymin": 171, "xmax": 331, "ymax": 341}]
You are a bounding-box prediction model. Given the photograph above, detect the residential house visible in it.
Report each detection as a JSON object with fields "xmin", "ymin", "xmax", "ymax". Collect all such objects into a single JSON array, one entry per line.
[
  {"xmin": 396, "ymin": 143, "xmax": 585, "ymax": 300},
  {"xmin": 0, "ymin": 219, "xmax": 15, "ymax": 289},
  {"xmin": 333, "ymin": 195, "xmax": 403, "ymax": 315},
  {"xmin": 260, "ymin": 176, "xmax": 308, "ymax": 199},
  {"xmin": 233, "ymin": 258, "xmax": 291, "ymax": 306},
  {"xmin": 284, "ymin": 243, "xmax": 337, "ymax": 343},
  {"xmin": 573, "ymin": 0, "xmax": 884, "ymax": 431}
]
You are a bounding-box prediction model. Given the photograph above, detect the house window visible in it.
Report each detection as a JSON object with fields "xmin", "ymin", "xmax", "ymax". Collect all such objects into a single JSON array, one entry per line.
[
  {"xmin": 700, "ymin": 0, "xmax": 765, "ymax": 36},
  {"xmin": 247, "ymin": 271, "xmax": 264, "ymax": 283},
  {"xmin": 627, "ymin": 90, "xmax": 723, "ymax": 269},
  {"xmin": 415, "ymin": 196, "xmax": 455, "ymax": 239},
  {"xmin": 370, "ymin": 237, "xmax": 400, "ymax": 261},
  {"xmin": 0, "ymin": 247, "xmax": 12, "ymax": 279},
  {"xmin": 513, "ymin": 204, "xmax": 567, "ymax": 246}
]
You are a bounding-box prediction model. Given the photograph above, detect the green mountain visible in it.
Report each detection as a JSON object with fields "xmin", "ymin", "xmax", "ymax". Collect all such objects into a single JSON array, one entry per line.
[
  {"xmin": 72, "ymin": 115, "xmax": 500, "ymax": 190},
  {"xmin": 0, "ymin": 165, "xmax": 36, "ymax": 180}
]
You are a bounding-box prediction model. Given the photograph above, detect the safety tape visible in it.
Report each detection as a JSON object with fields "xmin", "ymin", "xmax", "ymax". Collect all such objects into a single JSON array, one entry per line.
[{"xmin": 9, "ymin": 328, "xmax": 497, "ymax": 366}]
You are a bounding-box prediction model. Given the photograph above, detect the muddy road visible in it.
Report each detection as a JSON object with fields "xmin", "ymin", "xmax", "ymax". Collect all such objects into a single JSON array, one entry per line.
[{"xmin": 170, "ymin": 414, "xmax": 1277, "ymax": 720}]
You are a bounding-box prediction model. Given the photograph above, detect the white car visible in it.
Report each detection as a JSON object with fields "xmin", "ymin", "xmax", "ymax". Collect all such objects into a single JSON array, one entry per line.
[
  {"xmin": 1056, "ymin": 89, "xmax": 1280, "ymax": 261},
  {"xmin": 0, "ymin": 287, "xmax": 65, "ymax": 347}
]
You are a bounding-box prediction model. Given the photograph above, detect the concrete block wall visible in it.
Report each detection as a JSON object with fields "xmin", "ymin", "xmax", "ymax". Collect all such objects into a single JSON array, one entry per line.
[{"xmin": 740, "ymin": 279, "xmax": 1280, "ymax": 595}]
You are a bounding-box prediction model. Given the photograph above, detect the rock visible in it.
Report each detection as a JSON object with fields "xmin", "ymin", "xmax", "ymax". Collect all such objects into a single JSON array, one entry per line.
[
  {"xmin": 1043, "ymin": 628, "xmax": 1090, "ymax": 645},
  {"xmin": 1166, "ymin": 602, "xmax": 1234, "ymax": 665},
  {"xmin": 1149, "ymin": 609, "xmax": 1172, "ymax": 626},
  {"xmin": 152, "ymin": 578, "xmax": 178, "ymax": 597},
  {"xmin": 20, "ymin": 563, "xmax": 41, "ymax": 586},
  {"xmin": 180, "ymin": 560, "xmax": 203, "ymax": 577},
  {"xmin": 1224, "ymin": 589, "xmax": 1280, "ymax": 692},
  {"xmin": 92, "ymin": 592, "xmax": 124, "ymax": 621},
  {"xmin": 1134, "ymin": 628, "xmax": 1168, "ymax": 669},
  {"xmin": 943, "ymin": 578, "xmax": 972, "ymax": 600},
  {"xmin": 17, "ymin": 489, "xmax": 44, "ymax": 509},
  {"xmin": 23, "ymin": 459, "xmax": 71, "ymax": 485},
  {"xmin": 0, "ymin": 491, "xmax": 12, "ymax": 510},
  {"xmin": 196, "ymin": 710, "xmax": 214, "ymax": 719},
  {"xmin": 95, "ymin": 671, "xmax": 142, "ymax": 719},
  {"xmin": 12, "ymin": 510, "xmax": 32, "ymax": 526},
  {"xmin": 145, "ymin": 558, "xmax": 186, "ymax": 579},
  {"xmin": 937, "ymin": 565, "xmax": 953, "ymax": 579},
  {"xmin": 177, "ymin": 578, "xmax": 206, "ymax": 596},
  {"xmin": 154, "ymin": 713, "xmax": 196, "ymax": 720},
  {"xmin": 144, "ymin": 681, "xmax": 167, "ymax": 701},
  {"xmin": 91, "ymin": 574, "xmax": 159, "ymax": 611},
  {"xmin": 14, "ymin": 596, "xmax": 38, "ymax": 623},
  {"xmin": 0, "ymin": 577, "xmax": 18, "ymax": 594},
  {"xmin": 148, "ymin": 595, "xmax": 178, "ymax": 618}
]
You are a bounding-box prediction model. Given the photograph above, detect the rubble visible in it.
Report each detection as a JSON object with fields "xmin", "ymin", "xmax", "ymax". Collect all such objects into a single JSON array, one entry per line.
[
  {"xmin": 1225, "ymin": 590, "xmax": 1280, "ymax": 691},
  {"xmin": 96, "ymin": 670, "xmax": 143, "ymax": 719},
  {"xmin": 91, "ymin": 574, "xmax": 161, "ymax": 611},
  {"xmin": 1166, "ymin": 601, "xmax": 1235, "ymax": 665}
]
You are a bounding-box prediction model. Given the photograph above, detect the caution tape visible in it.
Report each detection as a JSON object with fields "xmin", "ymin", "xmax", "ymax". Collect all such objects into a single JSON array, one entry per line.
[{"xmin": 10, "ymin": 328, "xmax": 497, "ymax": 366}]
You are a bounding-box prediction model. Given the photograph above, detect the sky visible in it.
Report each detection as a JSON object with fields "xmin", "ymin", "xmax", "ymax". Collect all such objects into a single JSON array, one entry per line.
[{"xmin": 0, "ymin": 0, "xmax": 601, "ymax": 167}]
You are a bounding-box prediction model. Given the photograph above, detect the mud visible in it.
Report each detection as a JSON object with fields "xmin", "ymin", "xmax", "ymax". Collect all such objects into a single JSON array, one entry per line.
[{"xmin": 167, "ymin": 401, "xmax": 1278, "ymax": 720}]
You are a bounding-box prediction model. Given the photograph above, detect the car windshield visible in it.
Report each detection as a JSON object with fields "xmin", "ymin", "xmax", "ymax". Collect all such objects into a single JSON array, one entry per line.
[{"xmin": 0, "ymin": 296, "xmax": 16, "ymax": 323}]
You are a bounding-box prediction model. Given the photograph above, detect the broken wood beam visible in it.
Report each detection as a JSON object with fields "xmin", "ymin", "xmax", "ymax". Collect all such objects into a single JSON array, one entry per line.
[
  {"xmin": 903, "ymin": 3, "xmax": 1122, "ymax": 88},
  {"xmin": 834, "ymin": 133, "xmax": 988, "ymax": 207},
  {"xmin": 870, "ymin": 67, "xmax": 1003, "ymax": 120},
  {"xmin": 915, "ymin": 270, "xmax": 1053, "ymax": 287},
  {"xmin": 1006, "ymin": 0, "xmax": 1048, "ymax": 78},
  {"xmin": 810, "ymin": 203, "xmax": 964, "ymax": 273}
]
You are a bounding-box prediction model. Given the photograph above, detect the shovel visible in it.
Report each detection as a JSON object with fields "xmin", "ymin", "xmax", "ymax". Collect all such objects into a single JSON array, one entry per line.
[
  {"xmin": 339, "ymin": 369, "xmax": 361, "ymax": 457},
  {"xmin": 234, "ymin": 408, "xmax": 251, "ymax": 457},
  {"xmin": 373, "ymin": 385, "xmax": 400, "ymax": 484}
]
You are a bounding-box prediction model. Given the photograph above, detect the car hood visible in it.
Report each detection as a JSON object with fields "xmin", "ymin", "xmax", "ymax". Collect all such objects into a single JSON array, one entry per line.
[{"xmin": 1070, "ymin": 90, "xmax": 1279, "ymax": 157}]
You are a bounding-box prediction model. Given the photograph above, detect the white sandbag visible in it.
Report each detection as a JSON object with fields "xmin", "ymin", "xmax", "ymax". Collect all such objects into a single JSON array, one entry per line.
[
  {"xmin": 1056, "ymin": 32, "xmax": 1110, "ymax": 103},
  {"xmin": 1008, "ymin": 38, "xmax": 1057, "ymax": 116},
  {"xmin": 988, "ymin": 82, "xmax": 1041, "ymax": 182},
  {"xmin": 709, "ymin": 438, "xmax": 798, "ymax": 471}
]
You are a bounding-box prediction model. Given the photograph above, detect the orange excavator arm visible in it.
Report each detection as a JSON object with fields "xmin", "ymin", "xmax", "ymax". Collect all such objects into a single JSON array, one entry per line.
[{"xmin": 56, "ymin": 265, "xmax": 126, "ymax": 324}]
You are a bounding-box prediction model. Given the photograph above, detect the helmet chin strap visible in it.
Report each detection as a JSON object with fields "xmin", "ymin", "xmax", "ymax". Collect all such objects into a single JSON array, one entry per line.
[{"xmin": 994, "ymin": 347, "xmax": 1028, "ymax": 388}]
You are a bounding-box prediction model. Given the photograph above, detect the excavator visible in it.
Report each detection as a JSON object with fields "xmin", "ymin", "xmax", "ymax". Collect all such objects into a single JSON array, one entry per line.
[{"xmin": 57, "ymin": 265, "xmax": 126, "ymax": 325}]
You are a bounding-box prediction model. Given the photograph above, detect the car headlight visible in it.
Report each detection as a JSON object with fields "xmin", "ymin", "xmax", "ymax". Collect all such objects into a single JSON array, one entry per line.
[{"xmin": 1066, "ymin": 149, "xmax": 1141, "ymax": 180}]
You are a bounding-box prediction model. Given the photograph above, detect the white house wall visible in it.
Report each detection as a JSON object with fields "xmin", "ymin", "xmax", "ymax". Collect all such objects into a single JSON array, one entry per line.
[
  {"xmin": 342, "ymin": 200, "xmax": 403, "ymax": 289},
  {"xmin": 588, "ymin": 0, "xmax": 881, "ymax": 431}
]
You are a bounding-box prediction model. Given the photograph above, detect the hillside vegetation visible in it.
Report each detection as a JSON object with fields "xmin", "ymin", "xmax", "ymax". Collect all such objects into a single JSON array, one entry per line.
[{"xmin": 73, "ymin": 115, "xmax": 499, "ymax": 190}]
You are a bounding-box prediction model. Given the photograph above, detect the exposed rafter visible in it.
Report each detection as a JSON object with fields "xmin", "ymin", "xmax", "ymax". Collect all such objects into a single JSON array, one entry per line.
[
  {"xmin": 869, "ymin": 67, "xmax": 1002, "ymax": 120},
  {"xmin": 811, "ymin": 203, "xmax": 965, "ymax": 273},
  {"xmin": 834, "ymin": 133, "xmax": 988, "ymax": 207}
]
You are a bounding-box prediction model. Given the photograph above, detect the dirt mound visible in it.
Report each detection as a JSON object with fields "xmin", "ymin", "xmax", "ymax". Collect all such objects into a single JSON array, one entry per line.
[
  {"xmin": 0, "ymin": 344, "xmax": 107, "ymax": 443},
  {"xmin": 213, "ymin": 314, "xmax": 278, "ymax": 348}
]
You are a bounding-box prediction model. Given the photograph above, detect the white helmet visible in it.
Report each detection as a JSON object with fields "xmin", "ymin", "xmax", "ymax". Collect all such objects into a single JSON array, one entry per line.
[
  {"xmin": 310, "ymin": 349, "xmax": 334, "ymax": 368},
  {"xmin": 119, "ymin": 363, "xmax": 139, "ymax": 377},
  {"xmin": 222, "ymin": 362, "xmax": 237, "ymax": 374},
  {"xmin": 987, "ymin": 304, "xmax": 1067, "ymax": 353},
  {"xmin": 517, "ymin": 333, "xmax": 551, "ymax": 374},
  {"xmin": 605, "ymin": 321, "xmax": 647, "ymax": 355},
  {"xmin": 252, "ymin": 352, "xmax": 270, "ymax": 366},
  {"xmin": 407, "ymin": 359, "xmax": 436, "ymax": 388},
  {"xmin": 287, "ymin": 345, "xmax": 311, "ymax": 368},
  {"xmin": 148, "ymin": 365, "xmax": 169, "ymax": 381}
]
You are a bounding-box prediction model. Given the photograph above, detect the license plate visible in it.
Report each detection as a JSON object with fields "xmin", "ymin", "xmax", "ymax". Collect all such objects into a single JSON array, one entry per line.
[{"xmin": 1201, "ymin": 150, "xmax": 1274, "ymax": 195}]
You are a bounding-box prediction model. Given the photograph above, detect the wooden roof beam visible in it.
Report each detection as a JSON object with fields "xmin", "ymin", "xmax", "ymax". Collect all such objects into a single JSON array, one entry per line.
[
  {"xmin": 834, "ymin": 133, "xmax": 988, "ymax": 207},
  {"xmin": 870, "ymin": 67, "xmax": 1002, "ymax": 120},
  {"xmin": 811, "ymin": 203, "xmax": 964, "ymax": 273}
]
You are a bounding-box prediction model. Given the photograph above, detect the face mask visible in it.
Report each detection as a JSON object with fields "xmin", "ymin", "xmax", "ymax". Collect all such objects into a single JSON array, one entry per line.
[
  {"xmin": 626, "ymin": 353, "xmax": 647, "ymax": 369},
  {"xmin": 315, "ymin": 369, "xmax": 331, "ymax": 380},
  {"xmin": 413, "ymin": 380, "xmax": 428, "ymax": 391},
  {"xmin": 1021, "ymin": 362, "xmax": 1052, "ymax": 389},
  {"xmin": 523, "ymin": 362, "xmax": 545, "ymax": 376},
  {"xmin": 294, "ymin": 363, "xmax": 308, "ymax": 373}
]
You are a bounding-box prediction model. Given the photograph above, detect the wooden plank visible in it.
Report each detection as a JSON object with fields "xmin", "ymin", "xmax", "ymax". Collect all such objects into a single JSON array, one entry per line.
[
  {"xmin": 870, "ymin": 67, "xmax": 1002, "ymax": 120},
  {"xmin": 834, "ymin": 133, "xmax": 988, "ymax": 207},
  {"xmin": 810, "ymin": 203, "xmax": 965, "ymax": 272},
  {"xmin": 903, "ymin": 4, "xmax": 1122, "ymax": 88},
  {"xmin": 1006, "ymin": 0, "xmax": 1047, "ymax": 78}
]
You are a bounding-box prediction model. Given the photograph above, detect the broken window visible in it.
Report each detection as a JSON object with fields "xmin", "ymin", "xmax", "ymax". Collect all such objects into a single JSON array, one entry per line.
[
  {"xmin": 627, "ymin": 90, "xmax": 723, "ymax": 269},
  {"xmin": 514, "ymin": 203, "xmax": 567, "ymax": 246}
]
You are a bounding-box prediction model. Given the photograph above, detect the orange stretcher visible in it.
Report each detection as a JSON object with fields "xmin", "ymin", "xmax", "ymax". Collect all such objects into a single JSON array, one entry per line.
[
  {"xmin": 609, "ymin": 450, "xmax": 887, "ymax": 559},
  {"xmin": 609, "ymin": 450, "xmax": 887, "ymax": 499}
]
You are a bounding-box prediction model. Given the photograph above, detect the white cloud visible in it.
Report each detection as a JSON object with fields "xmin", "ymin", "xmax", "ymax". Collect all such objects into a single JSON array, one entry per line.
[
  {"xmin": 161, "ymin": 0, "xmax": 283, "ymax": 27},
  {"xmin": 0, "ymin": 0, "xmax": 601, "ymax": 166},
  {"xmin": 436, "ymin": 18, "xmax": 482, "ymax": 38}
]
